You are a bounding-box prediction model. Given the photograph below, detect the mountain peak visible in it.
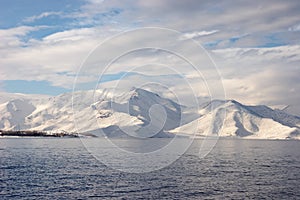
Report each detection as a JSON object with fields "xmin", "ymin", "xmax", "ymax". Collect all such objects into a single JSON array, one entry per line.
[
  {"xmin": 203, "ymin": 99, "xmax": 244, "ymax": 111},
  {"xmin": 131, "ymin": 87, "xmax": 159, "ymax": 96}
]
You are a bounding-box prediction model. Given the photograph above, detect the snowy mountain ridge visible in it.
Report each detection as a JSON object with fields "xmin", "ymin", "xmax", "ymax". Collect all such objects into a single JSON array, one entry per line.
[
  {"xmin": 171, "ymin": 99, "xmax": 300, "ymax": 139},
  {"xmin": 0, "ymin": 89, "xmax": 299, "ymax": 139}
]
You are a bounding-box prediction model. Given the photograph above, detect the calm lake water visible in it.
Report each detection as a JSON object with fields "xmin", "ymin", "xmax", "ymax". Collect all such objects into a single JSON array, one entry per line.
[{"xmin": 1, "ymin": 138, "xmax": 299, "ymax": 199}]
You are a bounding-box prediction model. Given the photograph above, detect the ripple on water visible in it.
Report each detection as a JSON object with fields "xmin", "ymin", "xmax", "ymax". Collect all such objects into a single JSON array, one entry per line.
[{"xmin": 0, "ymin": 138, "xmax": 300, "ymax": 199}]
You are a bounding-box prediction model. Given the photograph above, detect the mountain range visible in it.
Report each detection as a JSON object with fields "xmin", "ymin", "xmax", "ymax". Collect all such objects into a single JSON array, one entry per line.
[{"xmin": 0, "ymin": 88, "xmax": 299, "ymax": 139}]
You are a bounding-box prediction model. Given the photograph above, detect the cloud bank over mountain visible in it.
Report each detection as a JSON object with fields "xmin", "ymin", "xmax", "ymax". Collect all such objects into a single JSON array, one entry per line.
[{"xmin": 0, "ymin": 0, "xmax": 299, "ymax": 115}]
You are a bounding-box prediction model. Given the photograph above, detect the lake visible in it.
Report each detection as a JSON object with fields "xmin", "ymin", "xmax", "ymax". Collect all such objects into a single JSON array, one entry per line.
[{"xmin": 1, "ymin": 138, "xmax": 299, "ymax": 199}]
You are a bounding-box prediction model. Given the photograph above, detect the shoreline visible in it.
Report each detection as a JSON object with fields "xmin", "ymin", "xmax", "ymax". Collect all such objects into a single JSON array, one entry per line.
[{"xmin": 0, "ymin": 130, "xmax": 79, "ymax": 138}]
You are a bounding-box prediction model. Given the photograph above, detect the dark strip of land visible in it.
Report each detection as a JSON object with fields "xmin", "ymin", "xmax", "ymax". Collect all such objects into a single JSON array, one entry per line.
[{"xmin": 0, "ymin": 130, "xmax": 79, "ymax": 138}]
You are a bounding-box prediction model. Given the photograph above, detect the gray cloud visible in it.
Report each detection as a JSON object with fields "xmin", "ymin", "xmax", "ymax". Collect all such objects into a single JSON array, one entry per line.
[{"xmin": 89, "ymin": 0, "xmax": 300, "ymax": 47}]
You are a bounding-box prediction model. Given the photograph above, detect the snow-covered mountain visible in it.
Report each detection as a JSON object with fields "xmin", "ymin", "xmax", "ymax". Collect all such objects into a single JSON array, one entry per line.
[
  {"xmin": 170, "ymin": 100, "xmax": 300, "ymax": 139},
  {"xmin": 0, "ymin": 88, "xmax": 196, "ymax": 138},
  {"xmin": 83, "ymin": 88, "xmax": 192, "ymax": 138},
  {"xmin": 0, "ymin": 89, "xmax": 299, "ymax": 139}
]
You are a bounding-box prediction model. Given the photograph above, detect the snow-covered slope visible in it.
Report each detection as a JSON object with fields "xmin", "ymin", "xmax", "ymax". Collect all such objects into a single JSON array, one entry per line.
[
  {"xmin": 170, "ymin": 100, "xmax": 300, "ymax": 139},
  {"xmin": 0, "ymin": 99, "xmax": 35, "ymax": 130},
  {"xmin": 0, "ymin": 90, "xmax": 299, "ymax": 139},
  {"xmin": 0, "ymin": 88, "xmax": 195, "ymax": 138},
  {"xmin": 83, "ymin": 88, "xmax": 190, "ymax": 138}
]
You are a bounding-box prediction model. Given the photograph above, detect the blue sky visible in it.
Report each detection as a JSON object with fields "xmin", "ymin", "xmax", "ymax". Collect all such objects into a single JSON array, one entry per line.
[
  {"xmin": 0, "ymin": 0, "xmax": 299, "ymax": 113},
  {"xmin": 0, "ymin": 0, "xmax": 82, "ymax": 28}
]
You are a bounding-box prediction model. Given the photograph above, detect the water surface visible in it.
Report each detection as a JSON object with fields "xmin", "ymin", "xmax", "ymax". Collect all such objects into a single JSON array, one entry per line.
[{"xmin": 1, "ymin": 138, "xmax": 299, "ymax": 199}]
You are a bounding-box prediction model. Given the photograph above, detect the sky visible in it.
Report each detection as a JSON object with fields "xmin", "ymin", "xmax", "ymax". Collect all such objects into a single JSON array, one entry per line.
[{"xmin": 0, "ymin": 0, "xmax": 300, "ymax": 114}]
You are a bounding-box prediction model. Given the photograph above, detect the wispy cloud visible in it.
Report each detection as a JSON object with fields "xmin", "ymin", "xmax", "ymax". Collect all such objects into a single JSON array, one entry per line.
[
  {"xmin": 23, "ymin": 11, "xmax": 62, "ymax": 23},
  {"xmin": 0, "ymin": 26, "xmax": 39, "ymax": 37},
  {"xmin": 0, "ymin": 26, "xmax": 43, "ymax": 48},
  {"xmin": 180, "ymin": 30, "xmax": 219, "ymax": 40}
]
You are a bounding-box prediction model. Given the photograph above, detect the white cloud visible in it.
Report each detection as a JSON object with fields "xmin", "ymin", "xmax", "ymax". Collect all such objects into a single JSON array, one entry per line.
[
  {"xmin": 43, "ymin": 28, "xmax": 101, "ymax": 43},
  {"xmin": 0, "ymin": 26, "xmax": 41, "ymax": 48},
  {"xmin": 1, "ymin": 0, "xmax": 300, "ymax": 114},
  {"xmin": 80, "ymin": 0, "xmax": 300, "ymax": 47},
  {"xmin": 289, "ymin": 23, "xmax": 300, "ymax": 31},
  {"xmin": 23, "ymin": 12, "xmax": 62, "ymax": 23},
  {"xmin": 0, "ymin": 27, "xmax": 100, "ymax": 88},
  {"xmin": 180, "ymin": 30, "xmax": 219, "ymax": 40},
  {"xmin": 211, "ymin": 45, "xmax": 300, "ymax": 114},
  {"xmin": 0, "ymin": 26, "xmax": 36, "ymax": 37},
  {"xmin": 18, "ymin": 0, "xmax": 299, "ymax": 47}
]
